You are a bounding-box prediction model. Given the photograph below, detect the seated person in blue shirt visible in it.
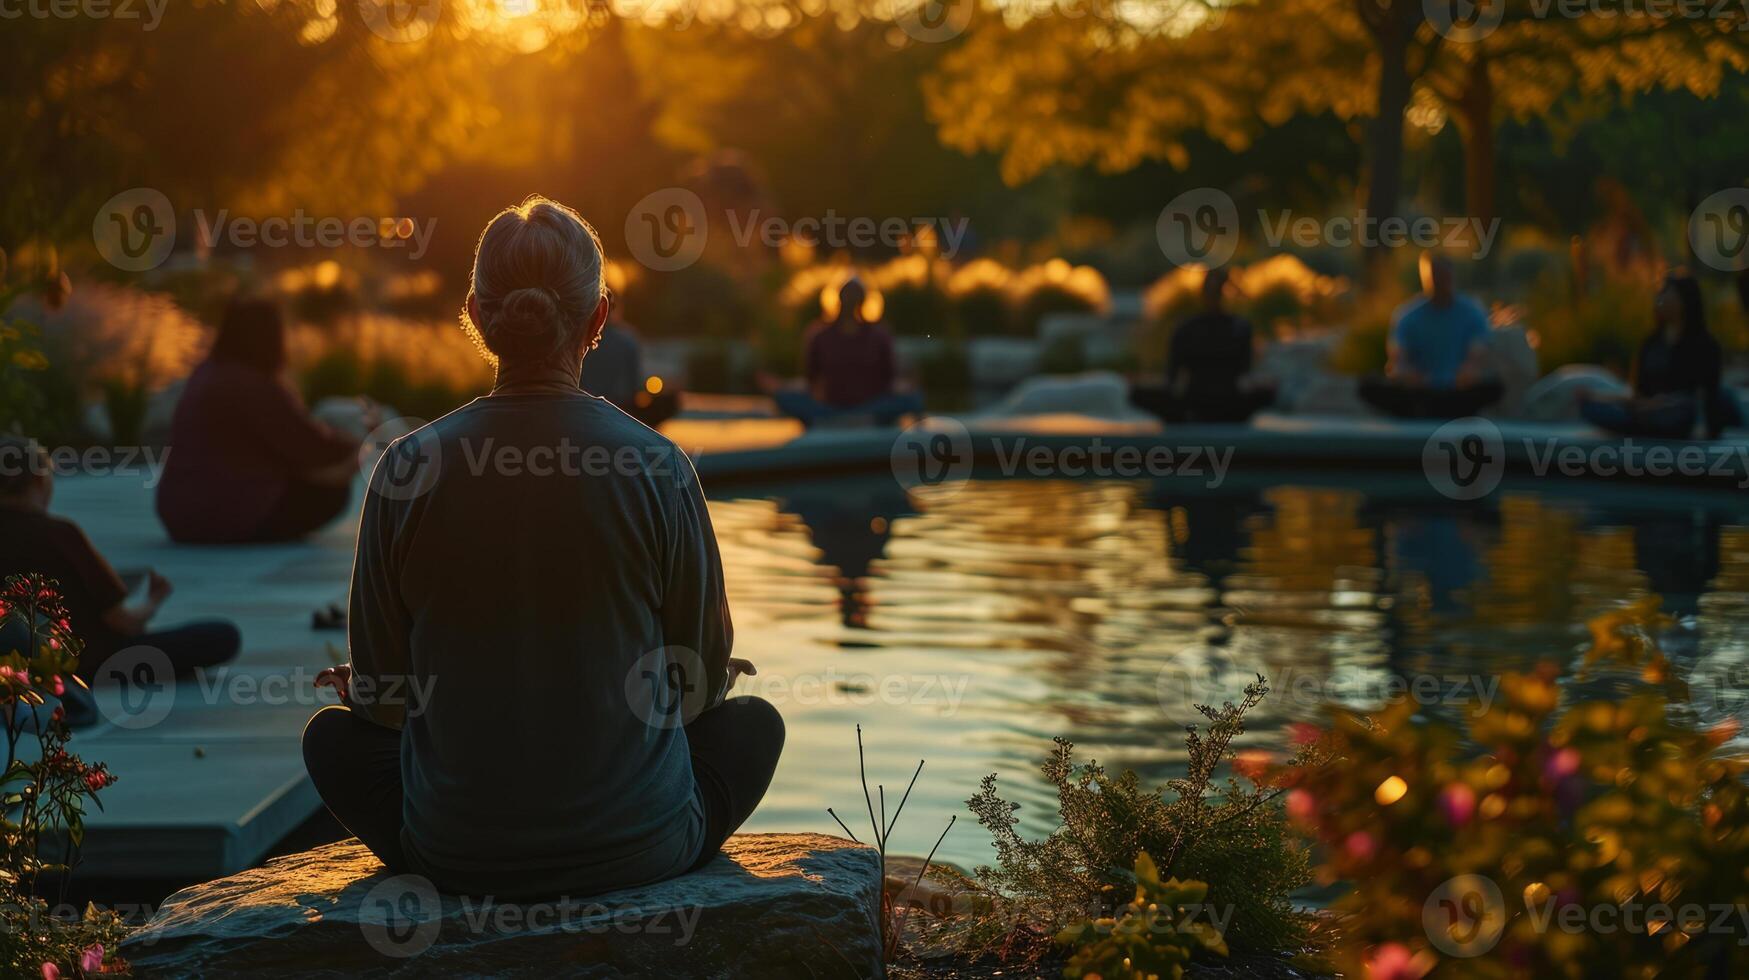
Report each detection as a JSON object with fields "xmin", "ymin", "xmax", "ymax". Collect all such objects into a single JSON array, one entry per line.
[{"xmin": 1359, "ymin": 253, "xmax": 1502, "ymax": 419}]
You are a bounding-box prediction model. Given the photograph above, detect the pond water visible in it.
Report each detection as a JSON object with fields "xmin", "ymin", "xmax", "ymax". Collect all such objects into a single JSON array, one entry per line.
[{"xmin": 710, "ymin": 473, "xmax": 1749, "ymax": 870}]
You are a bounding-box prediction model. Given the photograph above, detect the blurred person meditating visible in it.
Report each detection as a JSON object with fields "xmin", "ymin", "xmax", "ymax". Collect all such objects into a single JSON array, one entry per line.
[
  {"xmin": 579, "ymin": 308, "xmax": 680, "ymax": 429},
  {"xmin": 774, "ymin": 276, "xmax": 923, "ymax": 427},
  {"xmin": 156, "ymin": 298, "xmax": 369, "ymax": 543},
  {"xmin": 1359, "ymin": 253, "xmax": 1503, "ymax": 419},
  {"xmin": 1578, "ymin": 271, "xmax": 1730, "ymax": 439},
  {"xmin": 1130, "ymin": 266, "xmax": 1275, "ymax": 423},
  {"xmin": 301, "ymin": 196, "xmax": 782, "ymax": 898},
  {"xmin": 0, "ymin": 435, "xmax": 240, "ymax": 703}
]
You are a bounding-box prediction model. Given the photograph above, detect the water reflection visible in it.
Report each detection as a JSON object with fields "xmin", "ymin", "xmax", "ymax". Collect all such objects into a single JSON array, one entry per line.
[{"xmin": 711, "ymin": 476, "xmax": 1749, "ymax": 869}]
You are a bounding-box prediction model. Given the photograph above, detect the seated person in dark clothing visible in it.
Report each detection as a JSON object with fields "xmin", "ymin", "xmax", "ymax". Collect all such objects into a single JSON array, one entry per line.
[
  {"xmin": 301, "ymin": 196, "xmax": 782, "ymax": 898},
  {"xmin": 1130, "ymin": 266, "xmax": 1275, "ymax": 423},
  {"xmin": 1579, "ymin": 271, "xmax": 1728, "ymax": 439},
  {"xmin": 0, "ymin": 436, "xmax": 240, "ymax": 705},
  {"xmin": 1359, "ymin": 253, "xmax": 1503, "ymax": 419},
  {"xmin": 774, "ymin": 277, "xmax": 923, "ymax": 427},
  {"xmin": 578, "ymin": 315, "xmax": 679, "ymax": 429},
  {"xmin": 156, "ymin": 298, "xmax": 368, "ymax": 543}
]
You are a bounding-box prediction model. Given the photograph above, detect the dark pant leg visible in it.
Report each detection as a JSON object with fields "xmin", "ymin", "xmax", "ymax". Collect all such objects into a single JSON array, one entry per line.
[
  {"xmin": 684, "ymin": 696, "xmax": 785, "ymax": 870},
  {"xmin": 1130, "ymin": 385, "xmax": 1187, "ymax": 423},
  {"xmin": 79, "ymin": 619, "xmax": 242, "ymax": 684},
  {"xmin": 301, "ymin": 705, "xmax": 410, "ymax": 872},
  {"xmin": 252, "ymin": 480, "xmax": 354, "ymax": 542},
  {"xmin": 774, "ymin": 390, "xmax": 829, "ymax": 426},
  {"xmin": 861, "ymin": 391, "xmax": 926, "ymax": 426}
]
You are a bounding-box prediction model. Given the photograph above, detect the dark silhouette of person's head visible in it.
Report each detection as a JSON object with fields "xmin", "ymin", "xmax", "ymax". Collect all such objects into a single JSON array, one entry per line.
[
  {"xmin": 462, "ymin": 195, "xmax": 609, "ymax": 380},
  {"xmin": 1200, "ymin": 266, "xmax": 1230, "ymax": 313},
  {"xmin": 835, "ymin": 276, "xmax": 868, "ymax": 329},
  {"xmin": 0, "ymin": 434, "xmax": 51, "ymax": 507},
  {"xmin": 1655, "ymin": 270, "xmax": 1708, "ymax": 341},
  {"xmin": 1419, "ymin": 252, "xmax": 1456, "ymax": 307},
  {"xmin": 209, "ymin": 297, "xmax": 288, "ymax": 375}
]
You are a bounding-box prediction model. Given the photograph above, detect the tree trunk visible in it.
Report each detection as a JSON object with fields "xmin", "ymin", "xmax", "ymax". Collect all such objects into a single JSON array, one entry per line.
[
  {"xmin": 1363, "ymin": 16, "xmax": 1414, "ymax": 283},
  {"xmin": 1456, "ymin": 54, "xmax": 1496, "ymax": 232}
]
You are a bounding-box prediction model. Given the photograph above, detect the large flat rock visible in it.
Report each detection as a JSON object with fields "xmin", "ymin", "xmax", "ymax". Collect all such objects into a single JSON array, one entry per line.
[{"xmin": 121, "ymin": 833, "xmax": 883, "ymax": 978}]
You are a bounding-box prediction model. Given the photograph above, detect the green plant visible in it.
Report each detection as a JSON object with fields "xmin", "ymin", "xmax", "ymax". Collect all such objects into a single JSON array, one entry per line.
[
  {"xmin": 0, "ymin": 250, "xmax": 67, "ymax": 437},
  {"xmin": 966, "ymin": 679, "xmax": 1319, "ymax": 957},
  {"xmin": 1524, "ymin": 274, "xmax": 1653, "ymax": 375},
  {"xmin": 0, "ymin": 574, "xmax": 124, "ymax": 977},
  {"xmin": 1288, "ymin": 598, "xmax": 1749, "ymax": 978},
  {"xmin": 1057, "ymin": 851, "xmax": 1227, "ymax": 980}
]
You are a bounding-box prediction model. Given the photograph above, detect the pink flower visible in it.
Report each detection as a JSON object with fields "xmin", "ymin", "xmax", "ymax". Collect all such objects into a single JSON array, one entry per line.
[
  {"xmin": 1287, "ymin": 722, "xmax": 1322, "ymax": 747},
  {"xmin": 1438, "ymin": 783, "xmax": 1476, "ymax": 827},
  {"xmin": 1233, "ymin": 750, "xmax": 1274, "ymax": 785},
  {"xmin": 1367, "ymin": 942, "xmax": 1422, "ymax": 980},
  {"xmin": 79, "ymin": 944, "xmax": 103, "ymax": 973},
  {"xmin": 41, "ymin": 963, "xmax": 60, "ymax": 980},
  {"xmin": 1344, "ymin": 830, "xmax": 1377, "ymax": 861},
  {"xmin": 1544, "ymin": 747, "xmax": 1581, "ymax": 780},
  {"xmin": 1285, "ymin": 789, "xmax": 1317, "ymax": 824},
  {"xmin": 52, "ymin": 675, "xmax": 64, "ymax": 696}
]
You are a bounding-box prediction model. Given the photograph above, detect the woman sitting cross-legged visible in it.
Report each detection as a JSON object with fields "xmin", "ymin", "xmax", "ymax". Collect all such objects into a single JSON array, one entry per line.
[
  {"xmin": 1578, "ymin": 270, "xmax": 1733, "ymax": 440},
  {"xmin": 155, "ymin": 297, "xmax": 370, "ymax": 544},
  {"xmin": 300, "ymin": 196, "xmax": 783, "ymax": 899}
]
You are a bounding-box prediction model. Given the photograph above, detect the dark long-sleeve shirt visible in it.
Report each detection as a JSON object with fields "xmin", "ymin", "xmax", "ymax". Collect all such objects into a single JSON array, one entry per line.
[
  {"xmin": 156, "ymin": 360, "xmax": 359, "ymax": 542},
  {"xmin": 347, "ymin": 391, "xmax": 730, "ymax": 898},
  {"xmin": 1633, "ymin": 329, "xmax": 1725, "ymax": 436},
  {"xmin": 1166, "ymin": 312, "xmax": 1255, "ymax": 399},
  {"xmin": 802, "ymin": 318, "xmax": 897, "ymax": 408}
]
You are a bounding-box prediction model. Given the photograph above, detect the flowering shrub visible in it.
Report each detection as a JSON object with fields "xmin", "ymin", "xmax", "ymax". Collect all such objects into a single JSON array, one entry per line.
[
  {"xmin": 0, "ymin": 575, "xmax": 125, "ymax": 978},
  {"xmin": 965, "ymin": 679, "xmax": 1321, "ymax": 959},
  {"xmin": 1285, "ymin": 600, "xmax": 1749, "ymax": 978}
]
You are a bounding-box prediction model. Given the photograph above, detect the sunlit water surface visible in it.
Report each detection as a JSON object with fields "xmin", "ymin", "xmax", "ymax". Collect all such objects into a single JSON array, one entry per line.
[{"xmin": 710, "ymin": 475, "xmax": 1749, "ymax": 870}]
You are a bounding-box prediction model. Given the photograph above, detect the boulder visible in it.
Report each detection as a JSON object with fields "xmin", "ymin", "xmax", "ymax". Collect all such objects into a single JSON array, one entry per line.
[
  {"xmin": 122, "ymin": 834, "xmax": 883, "ymax": 979},
  {"xmin": 1520, "ymin": 365, "xmax": 1630, "ymax": 422},
  {"xmin": 974, "ymin": 370, "xmax": 1151, "ymax": 421}
]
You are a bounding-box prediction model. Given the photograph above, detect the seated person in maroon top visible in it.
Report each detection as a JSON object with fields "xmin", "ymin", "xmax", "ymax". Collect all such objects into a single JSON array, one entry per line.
[
  {"xmin": 0, "ymin": 436, "xmax": 240, "ymax": 724},
  {"xmin": 774, "ymin": 277, "xmax": 923, "ymax": 427},
  {"xmin": 155, "ymin": 298, "xmax": 367, "ymax": 543}
]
